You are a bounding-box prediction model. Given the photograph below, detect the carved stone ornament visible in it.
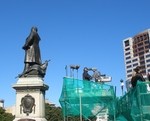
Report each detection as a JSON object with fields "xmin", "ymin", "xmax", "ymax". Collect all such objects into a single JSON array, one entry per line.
[{"xmin": 20, "ymin": 94, "xmax": 35, "ymax": 116}]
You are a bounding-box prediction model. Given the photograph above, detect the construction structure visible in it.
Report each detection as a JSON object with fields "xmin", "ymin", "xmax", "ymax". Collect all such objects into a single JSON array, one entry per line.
[
  {"xmin": 59, "ymin": 77, "xmax": 116, "ymax": 121},
  {"xmin": 59, "ymin": 62, "xmax": 150, "ymax": 120},
  {"xmin": 59, "ymin": 77, "xmax": 150, "ymax": 121},
  {"xmin": 115, "ymin": 81, "xmax": 150, "ymax": 121}
]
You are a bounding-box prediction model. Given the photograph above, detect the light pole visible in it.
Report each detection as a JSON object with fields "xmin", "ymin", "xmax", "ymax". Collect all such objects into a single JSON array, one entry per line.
[{"xmin": 120, "ymin": 79, "xmax": 124, "ymax": 96}]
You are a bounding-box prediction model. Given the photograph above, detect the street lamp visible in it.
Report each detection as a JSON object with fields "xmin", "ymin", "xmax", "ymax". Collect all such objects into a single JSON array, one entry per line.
[{"xmin": 120, "ymin": 79, "xmax": 124, "ymax": 96}]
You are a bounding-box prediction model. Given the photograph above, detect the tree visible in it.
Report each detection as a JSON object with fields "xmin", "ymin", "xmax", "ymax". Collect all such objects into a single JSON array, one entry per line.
[
  {"xmin": 0, "ymin": 107, "xmax": 15, "ymax": 121},
  {"xmin": 45, "ymin": 103, "xmax": 63, "ymax": 121},
  {"xmin": 45, "ymin": 103, "xmax": 97, "ymax": 121}
]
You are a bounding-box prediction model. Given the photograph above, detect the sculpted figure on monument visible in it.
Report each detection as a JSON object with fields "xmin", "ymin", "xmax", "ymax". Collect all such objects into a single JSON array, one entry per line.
[
  {"xmin": 22, "ymin": 26, "xmax": 42, "ymax": 73},
  {"xmin": 17, "ymin": 26, "xmax": 49, "ymax": 78}
]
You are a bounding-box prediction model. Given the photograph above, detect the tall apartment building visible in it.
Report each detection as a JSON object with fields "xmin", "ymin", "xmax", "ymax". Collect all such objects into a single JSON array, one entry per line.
[{"xmin": 123, "ymin": 29, "xmax": 150, "ymax": 91}]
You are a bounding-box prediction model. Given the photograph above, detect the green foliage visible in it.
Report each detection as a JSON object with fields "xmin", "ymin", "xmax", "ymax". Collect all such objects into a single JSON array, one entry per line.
[
  {"xmin": 45, "ymin": 103, "xmax": 63, "ymax": 121},
  {"xmin": 0, "ymin": 103, "xmax": 95, "ymax": 121},
  {"xmin": 45, "ymin": 103, "xmax": 97, "ymax": 121},
  {"xmin": 0, "ymin": 107, "xmax": 15, "ymax": 121}
]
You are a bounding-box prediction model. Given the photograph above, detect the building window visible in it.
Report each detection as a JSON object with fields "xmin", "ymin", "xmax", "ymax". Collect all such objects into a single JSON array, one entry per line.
[
  {"xmin": 134, "ymin": 54, "xmax": 138, "ymax": 56},
  {"xmin": 145, "ymin": 45, "xmax": 150, "ymax": 49},
  {"xmin": 127, "ymin": 74, "xmax": 132, "ymax": 78},
  {"xmin": 133, "ymin": 45, "xmax": 137, "ymax": 49},
  {"xmin": 140, "ymin": 56, "xmax": 144, "ymax": 60},
  {"xmin": 144, "ymin": 34, "xmax": 147, "ymax": 40},
  {"xmin": 140, "ymin": 36, "xmax": 143, "ymax": 41},
  {"xmin": 133, "ymin": 50, "xmax": 137, "ymax": 53},
  {"xmin": 124, "ymin": 40, "xmax": 129, "ymax": 47},
  {"xmin": 134, "ymin": 39, "xmax": 137, "ymax": 44},
  {"xmin": 145, "ymin": 41, "xmax": 149, "ymax": 44},
  {"xmin": 133, "ymin": 63, "xmax": 138, "ymax": 67},
  {"xmin": 139, "ymin": 51, "xmax": 144, "ymax": 56},
  {"xmin": 137, "ymin": 37, "xmax": 140, "ymax": 42},
  {"xmin": 146, "ymin": 59, "xmax": 150, "ymax": 63},
  {"xmin": 148, "ymin": 69, "xmax": 150, "ymax": 72},
  {"xmin": 127, "ymin": 65, "xmax": 132, "ymax": 68},
  {"xmin": 126, "ymin": 56, "xmax": 131, "ymax": 60},
  {"xmin": 138, "ymin": 43, "xmax": 143, "ymax": 47},
  {"xmin": 132, "ymin": 58, "xmax": 138, "ymax": 62},
  {"xmin": 126, "ymin": 61, "xmax": 131, "ymax": 64},
  {"xmin": 125, "ymin": 52, "xmax": 130, "ymax": 55},
  {"xmin": 138, "ymin": 47, "xmax": 144, "ymax": 51},
  {"xmin": 146, "ymin": 54, "xmax": 150, "ymax": 58},
  {"xmin": 147, "ymin": 64, "xmax": 150, "ymax": 67},
  {"xmin": 125, "ymin": 48, "xmax": 130, "ymax": 51},
  {"xmin": 127, "ymin": 70, "xmax": 132, "ymax": 73},
  {"xmin": 140, "ymin": 61, "xmax": 145, "ymax": 65}
]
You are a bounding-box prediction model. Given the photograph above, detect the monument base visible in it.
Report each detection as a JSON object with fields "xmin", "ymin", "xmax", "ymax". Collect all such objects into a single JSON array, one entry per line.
[
  {"xmin": 12, "ymin": 77, "xmax": 49, "ymax": 121},
  {"xmin": 13, "ymin": 117, "xmax": 47, "ymax": 121}
]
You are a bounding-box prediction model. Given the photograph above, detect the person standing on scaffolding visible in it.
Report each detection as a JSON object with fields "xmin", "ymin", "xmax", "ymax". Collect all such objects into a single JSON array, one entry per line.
[
  {"xmin": 82, "ymin": 67, "xmax": 92, "ymax": 90},
  {"xmin": 131, "ymin": 66, "xmax": 145, "ymax": 88},
  {"xmin": 131, "ymin": 66, "xmax": 146, "ymax": 107},
  {"xmin": 83, "ymin": 67, "xmax": 92, "ymax": 81}
]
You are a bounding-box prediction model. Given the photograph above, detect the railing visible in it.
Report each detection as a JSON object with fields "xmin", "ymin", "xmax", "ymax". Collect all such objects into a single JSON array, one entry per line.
[{"xmin": 115, "ymin": 81, "xmax": 150, "ymax": 121}]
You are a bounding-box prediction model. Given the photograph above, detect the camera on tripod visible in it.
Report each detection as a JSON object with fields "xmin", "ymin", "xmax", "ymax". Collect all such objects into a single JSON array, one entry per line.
[{"xmin": 88, "ymin": 67, "xmax": 112, "ymax": 83}]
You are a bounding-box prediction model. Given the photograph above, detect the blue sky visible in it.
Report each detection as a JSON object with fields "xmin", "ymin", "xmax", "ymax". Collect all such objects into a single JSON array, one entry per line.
[{"xmin": 1, "ymin": 0, "xmax": 150, "ymax": 107}]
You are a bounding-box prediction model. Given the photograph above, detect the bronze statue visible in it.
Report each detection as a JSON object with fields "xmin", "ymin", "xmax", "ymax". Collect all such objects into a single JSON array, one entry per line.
[
  {"xmin": 22, "ymin": 26, "xmax": 42, "ymax": 73},
  {"xmin": 17, "ymin": 27, "xmax": 50, "ymax": 78}
]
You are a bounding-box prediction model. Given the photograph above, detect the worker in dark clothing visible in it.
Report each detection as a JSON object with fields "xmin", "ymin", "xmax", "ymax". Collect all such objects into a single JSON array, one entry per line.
[
  {"xmin": 82, "ymin": 67, "xmax": 92, "ymax": 91},
  {"xmin": 131, "ymin": 66, "xmax": 145, "ymax": 88},
  {"xmin": 131, "ymin": 66, "xmax": 147, "ymax": 106},
  {"xmin": 82, "ymin": 67, "xmax": 92, "ymax": 81}
]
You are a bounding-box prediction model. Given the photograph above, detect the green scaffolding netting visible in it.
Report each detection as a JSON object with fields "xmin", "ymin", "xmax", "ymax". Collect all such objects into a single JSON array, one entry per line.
[
  {"xmin": 59, "ymin": 77, "xmax": 116, "ymax": 119},
  {"xmin": 59, "ymin": 77, "xmax": 150, "ymax": 121},
  {"xmin": 115, "ymin": 81, "xmax": 150, "ymax": 121}
]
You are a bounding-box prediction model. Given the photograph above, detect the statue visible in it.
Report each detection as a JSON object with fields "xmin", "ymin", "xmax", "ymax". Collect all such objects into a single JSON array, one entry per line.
[
  {"xmin": 16, "ymin": 27, "xmax": 50, "ymax": 78},
  {"xmin": 22, "ymin": 26, "xmax": 42, "ymax": 73}
]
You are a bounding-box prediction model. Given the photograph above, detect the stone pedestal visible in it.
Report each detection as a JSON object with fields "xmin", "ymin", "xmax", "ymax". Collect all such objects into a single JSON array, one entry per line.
[{"xmin": 12, "ymin": 77, "xmax": 49, "ymax": 121}]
